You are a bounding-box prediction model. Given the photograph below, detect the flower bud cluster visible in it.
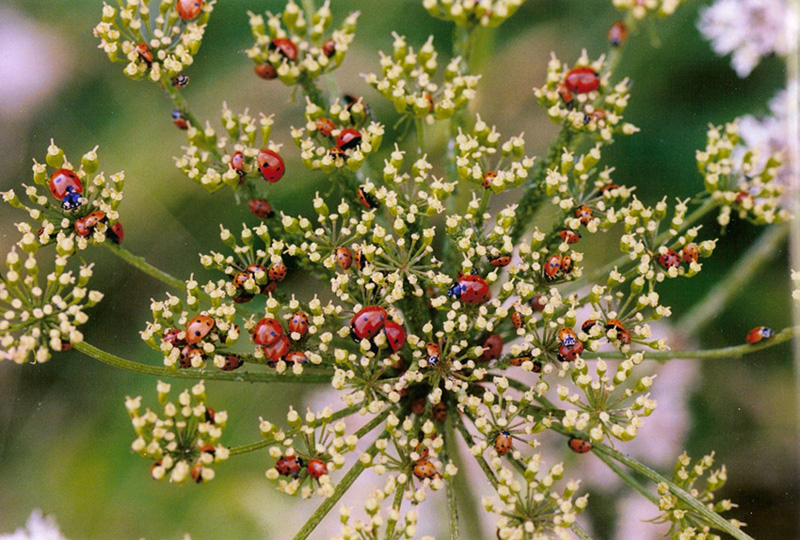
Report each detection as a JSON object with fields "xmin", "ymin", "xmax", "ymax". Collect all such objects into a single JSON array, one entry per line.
[
  {"xmin": 423, "ymin": 0, "xmax": 527, "ymax": 27},
  {"xmin": 333, "ymin": 496, "xmax": 428, "ymax": 540},
  {"xmin": 246, "ymin": 1, "xmax": 359, "ymax": 86},
  {"xmin": 0, "ymin": 248, "xmax": 103, "ymax": 364},
  {"xmin": 94, "ymin": 0, "xmax": 215, "ymax": 82},
  {"xmin": 534, "ymin": 51, "xmax": 639, "ymax": 142},
  {"xmin": 611, "ymin": 0, "xmax": 689, "ymax": 19},
  {"xmin": 127, "ymin": 381, "xmax": 229, "ymax": 484},
  {"xmin": 2, "ymin": 141, "xmax": 124, "ymax": 254},
  {"xmin": 364, "ymin": 33, "xmax": 480, "ymax": 122}
]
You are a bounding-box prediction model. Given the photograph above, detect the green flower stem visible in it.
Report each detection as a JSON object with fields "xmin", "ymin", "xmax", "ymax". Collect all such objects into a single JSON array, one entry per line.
[
  {"xmin": 592, "ymin": 447, "xmax": 657, "ymax": 503},
  {"xmin": 74, "ymin": 341, "xmax": 334, "ymax": 384},
  {"xmin": 159, "ymin": 76, "xmax": 204, "ymax": 134},
  {"xmin": 591, "ymin": 442, "xmax": 755, "ymax": 540},
  {"xmin": 604, "ymin": 13, "xmax": 638, "ymax": 80},
  {"xmin": 101, "ymin": 242, "xmax": 186, "ymax": 292},
  {"xmin": 581, "ymin": 325, "xmax": 799, "ymax": 361},
  {"xmin": 454, "ymin": 414, "xmax": 498, "ymax": 489},
  {"xmin": 443, "ymin": 403, "xmax": 461, "ymax": 540},
  {"xmin": 571, "ymin": 524, "xmax": 594, "ymax": 540},
  {"xmin": 299, "ymin": 74, "xmax": 328, "ymax": 109},
  {"xmin": 676, "ymin": 223, "xmax": 789, "ymax": 337},
  {"xmin": 229, "ymin": 404, "xmax": 362, "ymax": 456},
  {"xmin": 291, "ymin": 409, "xmax": 391, "ymax": 540},
  {"xmin": 383, "ymin": 482, "xmax": 406, "ymax": 539}
]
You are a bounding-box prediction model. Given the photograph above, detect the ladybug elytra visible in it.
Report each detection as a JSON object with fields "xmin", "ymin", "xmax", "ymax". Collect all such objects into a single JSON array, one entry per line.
[
  {"xmin": 257, "ymin": 149, "xmax": 285, "ymax": 183},
  {"xmin": 568, "ymin": 437, "xmax": 592, "ymax": 454},
  {"xmin": 746, "ymin": 326, "xmax": 774, "ymax": 344}
]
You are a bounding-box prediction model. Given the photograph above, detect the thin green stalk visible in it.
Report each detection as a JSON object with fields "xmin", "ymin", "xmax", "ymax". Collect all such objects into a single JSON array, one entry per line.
[
  {"xmin": 383, "ymin": 481, "xmax": 406, "ymax": 539},
  {"xmin": 160, "ymin": 75, "xmax": 204, "ymax": 133},
  {"xmin": 291, "ymin": 409, "xmax": 390, "ymax": 540},
  {"xmin": 592, "ymin": 447, "xmax": 657, "ymax": 503},
  {"xmin": 571, "ymin": 524, "xmax": 594, "ymax": 540},
  {"xmin": 592, "ymin": 443, "xmax": 755, "ymax": 540},
  {"xmin": 443, "ymin": 404, "xmax": 461, "ymax": 540},
  {"xmin": 74, "ymin": 341, "xmax": 333, "ymax": 384},
  {"xmin": 676, "ymin": 223, "xmax": 789, "ymax": 336},
  {"xmin": 102, "ymin": 242, "xmax": 186, "ymax": 292},
  {"xmin": 453, "ymin": 414, "xmax": 498, "ymax": 489}
]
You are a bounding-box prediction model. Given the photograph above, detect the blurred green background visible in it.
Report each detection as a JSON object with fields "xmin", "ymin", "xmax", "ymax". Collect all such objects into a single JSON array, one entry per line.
[{"xmin": 0, "ymin": 0, "xmax": 796, "ymax": 538}]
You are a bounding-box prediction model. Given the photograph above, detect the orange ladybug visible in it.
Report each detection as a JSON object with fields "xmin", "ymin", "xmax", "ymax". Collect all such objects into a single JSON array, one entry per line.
[
  {"xmin": 568, "ymin": 437, "xmax": 592, "ymax": 454},
  {"xmin": 135, "ymin": 43, "xmax": 153, "ymax": 64},
  {"xmin": 511, "ymin": 312, "xmax": 524, "ymax": 329},
  {"xmin": 681, "ymin": 243, "xmax": 699, "ymax": 264},
  {"xmin": 557, "ymin": 327, "xmax": 577, "ymax": 345},
  {"xmin": 482, "ymin": 170, "xmax": 497, "ymax": 188},
  {"xmin": 604, "ymin": 319, "xmax": 631, "ymax": 344},
  {"xmin": 575, "ymin": 205, "xmax": 593, "ymax": 225},
  {"xmin": 268, "ymin": 263, "xmax": 287, "ymax": 282},
  {"xmin": 746, "ymin": 326, "xmax": 774, "ymax": 344},
  {"xmin": 543, "ymin": 254, "xmax": 563, "ymax": 282},
  {"xmin": 413, "ymin": 459, "xmax": 440, "ymax": 480},
  {"xmin": 494, "ymin": 430, "xmax": 513, "ymax": 456},
  {"xmin": 336, "ymin": 247, "xmax": 352, "ymax": 270},
  {"xmin": 306, "ymin": 458, "xmax": 328, "ymax": 479},
  {"xmin": 185, "ymin": 315, "xmax": 215, "ymax": 345}
]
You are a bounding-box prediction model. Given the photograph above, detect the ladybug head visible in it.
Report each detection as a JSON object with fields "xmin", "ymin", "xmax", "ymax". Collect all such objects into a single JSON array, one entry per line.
[{"xmin": 447, "ymin": 283, "xmax": 462, "ymax": 299}]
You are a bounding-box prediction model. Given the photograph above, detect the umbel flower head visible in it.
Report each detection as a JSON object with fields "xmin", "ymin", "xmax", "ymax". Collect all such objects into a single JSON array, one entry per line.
[
  {"xmin": 127, "ymin": 381, "xmax": 229, "ymax": 484},
  {"xmin": 423, "ymin": 0, "xmax": 527, "ymax": 28},
  {"xmin": 246, "ymin": 1, "xmax": 359, "ymax": 85},
  {"xmin": 0, "ymin": 247, "xmax": 103, "ymax": 364},
  {"xmin": 2, "ymin": 141, "xmax": 125, "ymax": 255},
  {"xmin": 611, "ymin": 0, "xmax": 689, "ymax": 19},
  {"xmin": 93, "ymin": 0, "xmax": 215, "ymax": 82},
  {"xmin": 334, "ymin": 498, "xmax": 431, "ymax": 540}
]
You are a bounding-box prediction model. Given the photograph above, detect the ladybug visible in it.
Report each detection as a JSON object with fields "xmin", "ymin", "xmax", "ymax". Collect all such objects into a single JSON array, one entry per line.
[
  {"xmin": 343, "ymin": 94, "xmax": 370, "ymax": 117},
  {"xmin": 564, "ymin": 67, "xmax": 600, "ymax": 94},
  {"xmin": 74, "ymin": 217, "xmax": 91, "ymax": 237},
  {"xmin": 604, "ymin": 319, "xmax": 631, "ymax": 344},
  {"xmin": 568, "ymin": 437, "xmax": 592, "ymax": 454},
  {"xmin": 581, "ymin": 319, "xmax": 601, "ymax": 335},
  {"xmin": 232, "ymin": 272, "xmax": 250, "ymax": 289},
  {"xmin": 353, "ymin": 250, "xmax": 366, "ymax": 271},
  {"xmin": 681, "ymin": 243, "xmax": 699, "ymax": 264},
  {"xmin": 482, "ymin": 170, "xmax": 497, "ymax": 189},
  {"xmin": 557, "ymin": 340, "xmax": 584, "ymax": 362},
  {"xmin": 262, "ymin": 334, "xmax": 291, "ymax": 365},
  {"xmin": 268, "ymin": 262, "xmax": 287, "ymax": 282},
  {"xmin": 150, "ymin": 460, "xmax": 164, "ymax": 480},
  {"xmin": 411, "ymin": 398, "xmax": 426, "ymax": 416},
  {"xmin": 246, "ymin": 264, "xmax": 267, "ymax": 277},
  {"xmin": 508, "ymin": 356, "xmax": 530, "ymax": 367},
  {"xmin": 254, "ymin": 63, "xmax": 278, "ymax": 80},
  {"xmin": 230, "ymin": 151, "xmax": 245, "ymax": 175},
  {"xmin": 190, "ymin": 463, "xmax": 205, "ymax": 484},
  {"xmin": 270, "ymin": 38, "xmax": 298, "ymax": 61},
  {"xmin": 658, "ymin": 249, "xmax": 681, "ymax": 270},
  {"xmin": 276, "ymin": 455, "xmax": 303, "ymax": 477},
  {"xmin": 200, "ymin": 443, "xmax": 216, "ymax": 456},
  {"xmin": 415, "ymin": 442, "xmax": 430, "ymax": 460},
  {"xmin": 336, "ymin": 128, "xmax": 362, "ymax": 151},
  {"xmin": 321, "ymin": 39, "xmax": 336, "ymax": 58},
  {"xmin": 233, "ymin": 293, "xmax": 254, "ymax": 304},
  {"xmin": 426, "ymin": 342, "xmax": 441, "ymax": 364},
  {"xmin": 448, "ymin": 274, "xmax": 491, "ymax": 304},
  {"xmin": 162, "ymin": 329, "xmax": 184, "ymax": 347},
  {"xmin": 180, "ymin": 345, "xmax": 202, "ymax": 368},
  {"xmin": 186, "ymin": 315, "xmax": 215, "ymax": 345},
  {"xmin": 257, "ymin": 149, "xmax": 285, "ymax": 183},
  {"xmin": 315, "ymin": 118, "xmax": 335, "ymax": 137},
  {"xmin": 288, "ymin": 311, "xmax": 309, "ymax": 337},
  {"xmin": 423, "ymin": 92, "xmax": 435, "ymax": 113},
  {"xmin": 356, "ymin": 186, "xmax": 379, "ymax": 209},
  {"xmin": 746, "ymin": 326, "xmax": 774, "ymax": 345},
  {"xmin": 543, "ymin": 254, "xmax": 563, "ymax": 282},
  {"xmin": 556, "ymin": 83, "xmax": 573, "ymax": 105},
  {"xmin": 530, "ymin": 295, "xmax": 546, "ymax": 311},
  {"xmin": 252, "ymin": 318, "xmax": 283, "ymax": 346},
  {"xmin": 261, "ymin": 281, "xmax": 278, "ymax": 294},
  {"xmin": 383, "ymin": 321, "xmax": 407, "ymax": 352},
  {"xmin": 105, "ymin": 221, "xmax": 124, "ymax": 244},
  {"xmin": 135, "ymin": 43, "xmax": 153, "ymax": 64},
  {"xmin": 736, "ymin": 190, "xmax": 753, "ymax": 206},
  {"xmin": 432, "ymin": 402, "xmax": 447, "ymax": 422},
  {"xmin": 175, "ymin": 0, "xmax": 203, "ymax": 20},
  {"xmin": 220, "ymin": 354, "xmax": 244, "ymax": 371},
  {"xmin": 205, "ymin": 407, "xmax": 216, "ymax": 424},
  {"xmin": 84, "ymin": 211, "xmax": 107, "ymax": 229},
  {"xmin": 590, "ymin": 110, "xmax": 607, "ymax": 123},
  {"xmin": 494, "ymin": 430, "xmax": 513, "ymax": 456},
  {"xmin": 531, "ymin": 360, "xmax": 543, "ymax": 373},
  {"xmin": 560, "ymin": 229, "xmax": 581, "ymax": 244},
  {"xmin": 49, "ymin": 169, "xmax": 83, "ymax": 200},
  {"xmin": 488, "ymin": 253, "xmax": 512, "ymax": 267},
  {"xmin": 511, "ymin": 312, "xmax": 524, "ymax": 329},
  {"xmin": 575, "ymin": 205, "xmax": 593, "ymax": 225},
  {"xmin": 350, "ymin": 306, "xmax": 387, "ymax": 341},
  {"xmin": 608, "ymin": 21, "xmax": 628, "ymax": 47},
  {"xmin": 479, "ymin": 333, "xmax": 503, "ymax": 362},
  {"xmin": 599, "ymin": 183, "xmax": 619, "ymax": 194},
  {"xmin": 171, "ymin": 74, "xmax": 189, "ymax": 88},
  {"xmin": 413, "ymin": 460, "xmax": 440, "ymax": 480},
  {"xmin": 306, "ymin": 458, "xmax": 328, "ymax": 479},
  {"xmin": 557, "ymin": 327, "xmax": 577, "ymax": 345},
  {"xmin": 327, "ymin": 147, "xmax": 346, "ymax": 160},
  {"xmin": 248, "ymin": 198, "xmax": 274, "ymax": 219},
  {"xmin": 61, "ymin": 191, "xmax": 83, "ymax": 212},
  {"xmin": 561, "ymin": 255, "xmax": 573, "ymax": 275},
  {"xmin": 284, "ymin": 351, "xmax": 309, "ymax": 364},
  {"xmin": 172, "ymin": 109, "xmax": 189, "ymax": 130},
  {"xmin": 336, "ymin": 247, "xmax": 353, "ymax": 270}
]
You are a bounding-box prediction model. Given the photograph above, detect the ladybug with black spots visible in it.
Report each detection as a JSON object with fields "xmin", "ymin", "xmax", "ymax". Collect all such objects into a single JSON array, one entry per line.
[
  {"xmin": 270, "ymin": 38, "xmax": 298, "ymax": 61},
  {"xmin": 172, "ymin": 109, "xmax": 189, "ymax": 130},
  {"xmin": 219, "ymin": 354, "xmax": 244, "ymax": 371},
  {"xmin": 350, "ymin": 306, "xmax": 387, "ymax": 341},
  {"xmin": 306, "ymin": 459, "xmax": 328, "ymax": 479},
  {"xmin": 106, "ymin": 221, "xmax": 124, "ymax": 244},
  {"xmin": 268, "ymin": 262, "xmax": 287, "ymax": 282},
  {"xmin": 383, "ymin": 321, "xmax": 406, "ymax": 352},
  {"xmin": 658, "ymin": 249, "xmax": 681, "ymax": 270},
  {"xmin": 747, "ymin": 326, "xmax": 774, "ymax": 344},
  {"xmin": 560, "ymin": 229, "xmax": 581, "ymax": 244},
  {"xmin": 315, "ymin": 118, "xmax": 335, "ymax": 137},
  {"xmin": 135, "ymin": 43, "xmax": 153, "ymax": 64},
  {"xmin": 336, "ymin": 247, "xmax": 352, "ymax": 270},
  {"xmin": 448, "ymin": 274, "xmax": 490, "ymax": 304},
  {"xmin": 49, "ymin": 169, "xmax": 83, "ymax": 200},
  {"xmin": 494, "ymin": 430, "xmax": 513, "ymax": 456},
  {"xmin": 253, "ymin": 318, "xmax": 283, "ymax": 346},
  {"xmin": 564, "ymin": 67, "xmax": 600, "ymax": 93},
  {"xmin": 356, "ymin": 186, "xmax": 379, "ymax": 209},
  {"xmin": 488, "ymin": 253, "xmax": 512, "ymax": 268},
  {"xmin": 248, "ymin": 199, "xmax": 274, "ymax": 219},
  {"xmin": 511, "ymin": 312, "xmax": 524, "ymax": 330},
  {"xmin": 568, "ymin": 437, "xmax": 592, "ymax": 454},
  {"xmin": 557, "ymin": 340, "xmax": 584, "ymax": 362},
  {"xmin": 321, "ymin": 39, "xmax": 336, "ymax": 58},
  {"xmin": 276, "ymin": 455, "xmax": 303, "ymax": 477},
  {"xmin": 482, "ymin": 170, "xmax": 497, "ymax": 189},
  {"xmin": 186, "ymin": 315, "xmax": 215, "ymax": 344},
  {"xmin": 543, "ymin": 254, "xmax": 563, "ymax": 282},
  {"xmin": 288, "ymin": 311, "xmax": 309, "ymax": 338},
  {"xmin": 336, "ymin": 128, "xmax": 362, "ymax": 151},
  {"xmin": 257, "ymin": 149, "xmax": 285, "ymax": 183},
  {"xmin": 604, "ymin": 319, "xmax": 631, "ymax": 344},
  {"xmin": 175, "ymin": 0, "xmax": 203, "ymax": 21},
  {"xmin": 413, "ymin": 459, "xmax": 441, "ymax": 480},
  {"xmin": 262, "ymin": 335, "xmax": 291, "ymax": 366},
  {"xmin": 575, "ymin": 205, "xmax": 593, "ymax": 225}
]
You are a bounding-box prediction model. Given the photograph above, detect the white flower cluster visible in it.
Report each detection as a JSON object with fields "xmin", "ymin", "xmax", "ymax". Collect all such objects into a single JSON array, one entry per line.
[
  {"xmin": 423, "ymin": 0, "xmax": 527, "ymax": 27},
  {"xmin": 612, "ymin": 0, "xmax": 689, "ymax": 20}
]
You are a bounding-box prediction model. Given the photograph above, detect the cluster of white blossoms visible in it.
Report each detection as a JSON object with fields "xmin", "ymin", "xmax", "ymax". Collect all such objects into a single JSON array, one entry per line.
[
  {"xmin": 423, "ymin": 0, "xmax": 527, "ymax": 27},
  {"xmin": 612, "ymin": 0, "xmax": 689, "ymax": 20}
]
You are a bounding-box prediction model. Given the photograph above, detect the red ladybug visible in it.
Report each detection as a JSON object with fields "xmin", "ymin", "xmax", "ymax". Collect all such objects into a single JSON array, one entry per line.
[
  {"xmin": 511, "ymin": 312, "xmax": 524, "ymax": 329},
  {"xmin": 49, "ymin": 169, "xmax": 83, "ymax": 200},
  {"xmin": 353, "ymin": 250, "xmax": 366, "ymax": 271},
  {"xmin": 557, "ymin": 83, "xmax": 573, "ymax": 105},
  {"xmin": 415, "ymin": 442, "xmax": 430, "ymax": 460},
  {"xmin": 494, "ymin": 430, "xmax": 513, "ymax": 456},
  {"xmin": 681, "ymin": 243, "xmax": 699, "ymax": 264},
  {"xmin": 543, "ymin": 254, "xmax": 563, "ymax": 282},
  {"xmin": 171, "ymin": 74, "xmax": 189, "ymax": 88},
  {"xmin": 246, "ymin": 264, "xmax": 267, "ymax": 276},
  {"xmin": 336, "ymin": 247, "xmax": 352, "ymax": 270},
  {"xmin": 509, "ymin": 356, "xmax": 531, "ymax": 367},
  {"xmin": 172, "ymin": 109, "xmax": 189, "ymax": 130},
  {"xmin": 448, "ymin": 274, "xmax": 490, "ymax": 304},
  {"xmin": 315, "ymin": 118, "xmax": 335, "ymax": 137},
  {"xmin": 190, "ymin": 463, "xmax": 205, "ymax": 483},
  {"xmin": 248, "ymin": 199, "xmax": 274, "ymax": 219},
  {"xmin": 557, "ymin": 327, "xmax": 577, "ymax": 345},
  {"xmin": 135, "ymin": 43, "xmax": 153, "ymax": 64},
  {"xmin": 746, "ymin": 326, "xmax": 774, "ymax": 344},
  {"xmin": 261, "ymin": 281, "xmax": 278, "ymax": 294},
  {"xmin": 560, "ymin": 229, "xmax": 581, "ymax": 244},
  {"xmin": 575, "ymin": 205, "xmax": 593, "ymax": 225},
  {"xmin": 257, "ymin": 149, "xmax": 285, "ymax": 183},
  {"xmin": 479, "ymin": 333, "xmax": 503, "ymax": 362},
  {"xmin": 581, "ymin": 319, "xmax": 600, "ymax": 334},
  {"xmin": 220, "ymin": 354, "xmax": 244, "ymax": 371},
  {"xmin": 175, "ymin": 0, "xmax": 203, "ymax": 20},
  {"xmin": 162, "ymin": 329, "xmax": 184, "ymax": 347},
  {"xmin": 564, "ymin": 67, "xmax": 600, "ymax": 94},
  {"xmin": 254, "ymin": 63, "xmax": 277, "ymax": 80},
  {"xmin": 276, "ymin": 455, "xmax": 303, "ymax": 477},
  {"xmin": 232, "ymin": 272, "xmax": 250, "ymax": 289},
  {"xmin": 605, "ymin": 319, "xmax": 631, "ymax": 344},
  {"xmin": 530, "ymin": 295, "xmax": 545, "ymax": 311},
  {"xmin": 268, "ymin": 263, "xmax": 287, "ymax": 282},
  {"xmin": 180, "ymin": 346, "xmax": 202, "ymax": 368},
  {"xmin": 253, "ymin": 318, "xmax": 283, "ymax": 346},
  {"xmin": 321, "ymin": 39, "xmax": 336, "ymax": 58},
  {"xmin": 426, "ymin": 342, "xmax": 441, "ymax": 364},
  {"xmin": 106, "ymin": 221, "xmax": 124, "ymax": 244},
  {"xmin": 413, "ymin": 460, "xmax": 440, "ymax": 480},
  {"xmin": 350, "ymin": 306, "xmax": 387, "ymax": 341},
  {"xmin": 230, "ymin": 151, "xmax": 245, "ymax": 175},
  {"xmin": 200, "ymin": 443, "xmax": 216, "ymax": 456},
  {"xmin": 568, "ymin": 437, "xmax": 592, "ymax": 454},
  {"xmin": 557, "ymin": 340, "xmax": 584, "ymax": 362},
  {"xmin": 736, "ymin": 190, "xmax": 753, "ymax": 205},
  {"xmin": 383, "ymin": 321, "xmax": 406, "ymax": 352},
  {"xmin": 84, "ymin": 211, "xmax": 107, "ymax": 229},
  {"xmin": 608, "ymin": 21, "xmax": 628, "ymax": 47},
  {"xmin": 589, "ymin": 110, "xmax": 607, "ymax": 123},
  {"xmin": 306, "ymin": 458, "xmax": 328, "ymax": 479},
  {"xmin": 284, "ymin": 351, "xmax": 308, "ymax": 364},
  {"xmin": 74, "ymin": 217, "xmax": 90, "ymax": 237},
  {"xmin": 288, "ymin": 311, "xmax": 309, "ymax": 337},
  {"xmin": 561, "ymin": 255, "xmax": 573, "ymax": 275},
  {"xmin": 488, "ymin": 254, "xmax": 512, "ymax": 267},
  {"xmin": 482, "ymin": 170, "xmax": 497, "ymax": 189},
  {"xmin": 270, "ymin": 38, "xmax": 298, "ymax": 61},
  {"xmin": 185, "ymin": 315, "xmax": 215, "ymax": 344},
  {"xmin": 658, "ymin": 249, "xmax": 681, "ymax": 270},
  {"xmin": 263, "ymin": 335, "xmax": 291, "ymax": 365},
  {"xmin": 205, "ymin": 407, "xmax": 216, "ymax": 424},
  {"xmin": 327, "ymin": 147, "xmax": 346, "ymax": 160},
  {"xmin": 599, "ymin": 183, "xmax": 619, "ymax": 194},
  {"xmin": 356, "ymin": 187, "xmax": 379, "ymax": 209},
  {"xmin": 336, "ymin": 128, "xmax": 362, "ymax": 151}
]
